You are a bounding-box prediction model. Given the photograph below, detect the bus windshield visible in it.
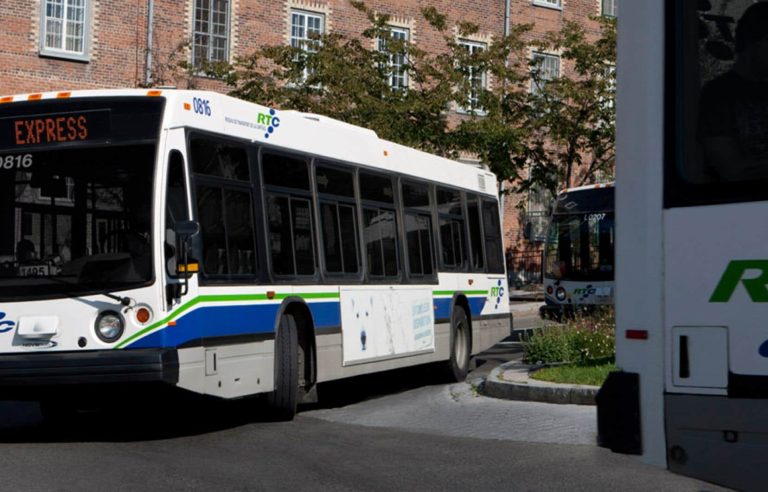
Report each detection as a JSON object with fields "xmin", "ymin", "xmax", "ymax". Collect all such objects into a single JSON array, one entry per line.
[
  {"xmin": 0, "ymin": 98, "xmax": 163, "ymax": 300},
  {"xmin": 544, "ymin": 187, "xmax": 614, "ymax": 282},
  {"xmin": 544, "ymin": 212, "xmax": 614, "ymax": 282}
]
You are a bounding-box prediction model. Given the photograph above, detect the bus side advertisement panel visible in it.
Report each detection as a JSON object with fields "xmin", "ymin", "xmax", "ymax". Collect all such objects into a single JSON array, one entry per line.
[{"xmin": 339, "ymin": 288, "xmax": 434, "ymax": 364}]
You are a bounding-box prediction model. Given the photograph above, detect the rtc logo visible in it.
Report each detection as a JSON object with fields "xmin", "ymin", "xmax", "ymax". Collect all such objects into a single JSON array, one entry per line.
[{"xmin": 0, "ymin": 312, "xmax": 15, "ymax": 333}]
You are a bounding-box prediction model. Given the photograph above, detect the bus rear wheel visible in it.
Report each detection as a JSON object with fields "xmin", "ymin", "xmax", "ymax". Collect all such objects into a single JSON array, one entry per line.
[
  {"xmin": 266, "ymin": 313, "xmax": 299, "ymax": 421},
  {"xmin": 445, "ymin": 306, "xmax": 471, "ymax": 382}
]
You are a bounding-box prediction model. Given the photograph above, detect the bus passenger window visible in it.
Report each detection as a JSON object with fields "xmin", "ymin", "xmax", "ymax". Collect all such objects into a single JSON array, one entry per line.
[
  {"xmin": 190, "ymin": 136, "xmax": 257, "ymax": 279},
  {"xmin": 320, "ymin": 202, "xmax": 359, "ymax": 275},
  {"xmin": 436, "ymin": 188, "xmax": 466, "ymax": 270},
  {"xmin": 689, "ymin": 3, "xmax": 768, "ymax": 184},
  {"xmin": 316, "ymin": 163, "xmax": 359, "ymax": 276},
  {"xmin": 466, "ymin": 196, "xmax": 484, "ymax": 271},
  {"xmin": 363, "ymin": 208, "xmax": 398, "ymax": 278},
  {"xmin": 267, "ymin": 195, "xmax": 316, "ymax": 277},
  {"xmin": 482, "ymin": 200, "xmax": 504, "ymax": 274},
  {"xmin": 402, "ymin": 181, "xmax": 435, "ymax": 278}
]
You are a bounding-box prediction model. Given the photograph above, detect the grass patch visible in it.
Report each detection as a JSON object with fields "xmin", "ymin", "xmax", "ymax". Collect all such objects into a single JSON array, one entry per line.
[{"xmin": 530, "ymin": 361, "xmax": 616, "ymax": 387}]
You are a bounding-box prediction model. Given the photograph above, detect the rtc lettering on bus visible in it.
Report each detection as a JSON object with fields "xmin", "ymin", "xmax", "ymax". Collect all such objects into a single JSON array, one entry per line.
[
  {"xmin": 710, "ymin": 260, "xmax": 768, "ymax": 302},
  {"xmin": 14, "ymin": 115, "xmax": 88, "ymax": 145}
]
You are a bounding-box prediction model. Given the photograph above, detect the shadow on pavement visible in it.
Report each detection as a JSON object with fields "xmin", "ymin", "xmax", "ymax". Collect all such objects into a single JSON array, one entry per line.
[{"xmin": 0, "ymin": 363, "xmax": 454, "ymax": 443}]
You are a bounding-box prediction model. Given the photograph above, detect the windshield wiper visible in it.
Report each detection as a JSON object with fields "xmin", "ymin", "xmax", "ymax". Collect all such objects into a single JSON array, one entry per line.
[{"xmin": 42, "ymin": 274, "xmax": 134, "ymax": 306}]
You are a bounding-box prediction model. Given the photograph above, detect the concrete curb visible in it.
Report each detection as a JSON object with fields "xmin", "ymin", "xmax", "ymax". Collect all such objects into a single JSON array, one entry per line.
[{"xmin": 481, "ymin": 361, "xmax": 598, "ymax": 406}]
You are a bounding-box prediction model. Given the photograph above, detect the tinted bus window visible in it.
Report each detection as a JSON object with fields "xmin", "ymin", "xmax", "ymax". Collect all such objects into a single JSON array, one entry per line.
[
  {"xmin": 267, "ymin": 195, "xmax": 315, "ymax": 276},
  {"xmin": 262, "ymin": 152, "xmax": 310, "ymax": 191},
  {"xmin": 363, "ymin": 207, "xmax": 398, "ymax": 278},
  {"xmin": 436, "ymin": 187, "xmax": 465, "ymax": 270},
  {"xmin": 666, "ymin": 1, "xmax": 768, "ymax": 207},
  {"xmin": 466, "ymin": 195, "xmax": 484, "ymax": 270},
  {"xmin": 482, "ymin": 200, "xmax": 504, "ymax": 273},
  {"xmin": 360, "ymin": 172, "xmax": 395, "ymax": 204},
  {"xmin": 320, "ymin": 202, "xmax": 359, "ymax": 275},
  {"xmin": 402, "ymin": 181, "xmax": 434, "ymax": 278},
  {"xmin": 190, "ymin": 138, "xmax": 250, "ymax": 181},
  {"xmin": 316, "ymin": 163, "xmax": 355, "ymax": 198}
]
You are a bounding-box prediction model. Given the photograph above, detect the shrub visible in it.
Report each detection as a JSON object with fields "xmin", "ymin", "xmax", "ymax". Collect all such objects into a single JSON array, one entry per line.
[
  {"xmin": 522, "ymin": 307, "xmax": 615, "ymax": 365},
  {"xmin": 521, "ymin": 326, "xmax": 579, "ymax": 365}
]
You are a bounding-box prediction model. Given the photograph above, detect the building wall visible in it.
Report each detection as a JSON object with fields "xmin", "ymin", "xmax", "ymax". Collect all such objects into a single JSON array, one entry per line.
[{"xmin": 0, "ymin": 0, "xmax": 608, "ymax": 281}]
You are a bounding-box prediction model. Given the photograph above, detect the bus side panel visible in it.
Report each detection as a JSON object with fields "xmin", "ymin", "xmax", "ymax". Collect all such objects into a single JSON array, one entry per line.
[{"xmin": 610, "ymin": 0, "xmax": 667, "ymax": 467}]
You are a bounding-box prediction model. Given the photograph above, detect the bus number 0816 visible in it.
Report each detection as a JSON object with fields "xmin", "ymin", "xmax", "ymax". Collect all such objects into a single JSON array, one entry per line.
[
  {"xmin": 2, "ymin": 154, "xmax": 33, "ymax": 170},
  {"xmin": 192, "ymin": 98, "xmax": 212, "ymax": 116}
]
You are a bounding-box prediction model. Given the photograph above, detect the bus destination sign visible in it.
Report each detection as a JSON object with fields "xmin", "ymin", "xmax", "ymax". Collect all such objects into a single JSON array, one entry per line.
[{"xmin": 0, "ymin": 110, "xmax": 111, "ymax": 149}]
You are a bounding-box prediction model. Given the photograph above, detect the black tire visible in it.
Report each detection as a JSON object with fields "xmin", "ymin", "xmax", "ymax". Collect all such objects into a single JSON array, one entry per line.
[
  {"xmin": 446, "ymin": 306, "xmax": 471, "ymax": 382},
  {"xmin": 266, "ymin": 313, "xmax": 299, "ymax": 420}
]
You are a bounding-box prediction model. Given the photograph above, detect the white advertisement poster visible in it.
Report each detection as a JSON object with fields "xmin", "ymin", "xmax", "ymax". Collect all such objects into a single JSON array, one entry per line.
[{"xmin": 340, "ymin": 288, "xmax": 434, "ymax": 364}]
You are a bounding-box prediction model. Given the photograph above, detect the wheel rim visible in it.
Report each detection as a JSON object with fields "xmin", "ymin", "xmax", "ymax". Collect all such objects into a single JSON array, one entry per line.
[{"xmin": 455, "ymin": 319, "xmax": 468, "ymax": 369}]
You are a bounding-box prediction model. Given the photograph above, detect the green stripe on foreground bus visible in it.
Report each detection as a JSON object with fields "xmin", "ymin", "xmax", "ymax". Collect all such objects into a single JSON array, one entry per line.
[{"xmin": 116, "ymin": 292, "xmax": 341, "ymax": 348}]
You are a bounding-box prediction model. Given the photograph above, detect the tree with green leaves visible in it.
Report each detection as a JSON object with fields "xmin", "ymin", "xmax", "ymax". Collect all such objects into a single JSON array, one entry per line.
[{"xmin": 217, "ymin": 3, "xmax": 615, "ymax": 196}]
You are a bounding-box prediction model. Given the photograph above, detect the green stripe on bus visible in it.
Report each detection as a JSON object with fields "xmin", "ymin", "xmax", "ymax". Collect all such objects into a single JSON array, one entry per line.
[
  {"xmin": 433, "ymin": 290, "xmax": 488, "ymax": 296},
  {"xmin": 115, "ymin": 291, "xmax": 340, "ymax": 348}
]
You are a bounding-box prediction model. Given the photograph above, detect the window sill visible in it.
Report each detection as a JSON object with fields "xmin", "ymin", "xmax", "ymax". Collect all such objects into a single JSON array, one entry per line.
[
  {"xmin": 531, "ymin": 1, "xmax": 562, "ymax": 11},
  {"xmin": 39, "ymin": 50, "xmax": 90, "ymax": 63}
]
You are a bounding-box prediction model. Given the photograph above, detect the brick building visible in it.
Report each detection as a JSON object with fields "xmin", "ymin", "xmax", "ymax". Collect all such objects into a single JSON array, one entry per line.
[{"xmin": 0, "ymin": 0, "xmax": 615, "ymax": 284}]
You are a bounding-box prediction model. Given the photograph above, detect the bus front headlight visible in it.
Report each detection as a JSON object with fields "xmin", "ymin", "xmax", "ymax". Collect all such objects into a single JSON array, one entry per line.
[
  {"xmin": 95, "ymin": 311, "xmax": 124, "ymax": 343},
  {"xmin": 555, "ymin": 287, "xmax": 567, "ymax": 302}
]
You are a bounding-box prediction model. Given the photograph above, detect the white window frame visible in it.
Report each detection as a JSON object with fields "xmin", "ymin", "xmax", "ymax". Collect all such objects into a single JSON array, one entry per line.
[
  {"xmin": 378, "ymin": 26, "xmax": 410, "ymax": 90},
  {"xmin": 39, "ymin": 0, "xmax": 91, "ymax": 62},
  {"xmin": 458, "ymin": 40, "xmax": 487, "ymax": 115},
  {"xmin": 532, "ymin": 0, "xmax": 562, "ymax": 10},
  {"xmin": 192, "ymin": 0, "xmax": 231, "ymax": 69},
  {"xmin": 530, "ymin": 52, "xmax": 561, "ymax": 94},
  {"xmin": 291, "ymin": 10, "xmax": 324, "ymax": 53},
  {"xmin": 601, "ymin": 0, "xmax": 618, "ymax": 18},
  {"xmin": 290, "ymin": 9, "xmax": 325, "ymax": 81}
]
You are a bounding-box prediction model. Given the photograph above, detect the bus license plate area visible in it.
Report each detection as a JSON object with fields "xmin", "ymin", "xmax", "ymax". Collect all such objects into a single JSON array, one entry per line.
[{"xmin": 18, "ymin": 265, "xmax": 49, "ymax": 277}]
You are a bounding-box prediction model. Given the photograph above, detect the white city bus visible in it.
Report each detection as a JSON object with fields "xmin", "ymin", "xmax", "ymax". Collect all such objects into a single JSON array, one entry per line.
[
  {"xmin": 540, "ymin": 183, "xmax": 614, "ymax": 319},
  {"xmin": 0, "ymin": 89, "xmax": 510, "ymax": 420},
  {"xmin": 597, "ymin": 1, "xmax": 768, "ymax": 489}
]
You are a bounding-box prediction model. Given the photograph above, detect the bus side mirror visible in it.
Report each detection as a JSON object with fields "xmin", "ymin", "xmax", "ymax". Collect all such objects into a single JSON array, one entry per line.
[{"xmin": 174, "ymin": 220, "xmax": 200, "ymax": 296}]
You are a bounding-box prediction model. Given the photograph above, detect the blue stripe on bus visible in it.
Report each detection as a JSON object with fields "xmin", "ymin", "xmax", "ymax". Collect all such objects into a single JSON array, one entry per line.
[
  {"xmin": 126, "ymin": 301, "xmax": 341, "ymax": 349},
  {"xmin": 124, "ymin": 296, "xmax": 485, "ymax": 349}
]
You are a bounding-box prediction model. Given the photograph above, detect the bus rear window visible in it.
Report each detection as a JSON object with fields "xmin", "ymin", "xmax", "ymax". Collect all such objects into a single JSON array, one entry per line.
[{"xmin": 667, "ymin": 1, "xmax": 768, "ymax": 206}]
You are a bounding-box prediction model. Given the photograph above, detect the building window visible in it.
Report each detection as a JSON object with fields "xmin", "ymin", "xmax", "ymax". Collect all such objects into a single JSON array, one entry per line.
[
  {"xmin": 531, "ymin": 52, "xmax": 560, "ymax": 94},
  {"xmin": 192, "ymin": 0, "xmax": 230, "ymax": 68},
  {"xmin": 458, "ymin": 40, "xmax": 487, "ymax": 113},
  {"xmin": 601, "ymin": 0, "xmax": 618, "ymax": 17},
  {"xmin": 290, "ymin": 10, "xmax": 324, "ymax": 80},
  {"xmin": 40, "ymin": 0, "xmax": 90, "ymax": 61},
  {"xmin": 525, "ymin": 186, "xmax": 551, "ymax": 243},
  {"xmin": 378, "ymin": 27, "xmax": 409, "ymax": 90},
  {"xmin": 533, "ymin": 0, "xmax": 562, "ymax": 9}
]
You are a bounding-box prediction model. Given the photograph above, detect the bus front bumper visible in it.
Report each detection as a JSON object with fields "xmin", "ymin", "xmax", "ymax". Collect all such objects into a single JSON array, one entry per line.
[{"xmin": 0, "ymin": 348, "xmax": 179, "ymax": 390}]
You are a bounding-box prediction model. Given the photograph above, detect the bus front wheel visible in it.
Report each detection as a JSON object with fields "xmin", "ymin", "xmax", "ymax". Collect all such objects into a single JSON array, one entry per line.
[
  {"xmin": 266, "ymin": 313, "xmax": 299, "ymax": 420},
  {"xmin": 446, "ymin": 306, "xmax": 471, "ymax": 382}
]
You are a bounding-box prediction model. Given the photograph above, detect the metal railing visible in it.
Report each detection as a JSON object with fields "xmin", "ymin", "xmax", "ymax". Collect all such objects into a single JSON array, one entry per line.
[{"xmin": 507, "ymin": 250, "xmax": 543, "ymax": 288}]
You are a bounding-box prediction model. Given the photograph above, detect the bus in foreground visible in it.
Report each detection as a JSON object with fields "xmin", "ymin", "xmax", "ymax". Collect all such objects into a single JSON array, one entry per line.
[
  {"xmin": 0, "ymin": 89, "xmax": 510, "ymax": 420},
  {"xmin": 597, "ymin": 1, "xmax": 768, "ymax": 489},
  {"xmin": 540, "ymin": 183, "xmax": 614, "ymax": 319}
]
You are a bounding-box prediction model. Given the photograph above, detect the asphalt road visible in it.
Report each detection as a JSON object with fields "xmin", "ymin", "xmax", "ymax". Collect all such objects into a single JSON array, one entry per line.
[
  {"xmin": 0, "ymin": 305, "xmax": 727, "ymax": 491},
  {"xmin": 0, "ymin": 386, "xmax": 724, "ymax": 492}
]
